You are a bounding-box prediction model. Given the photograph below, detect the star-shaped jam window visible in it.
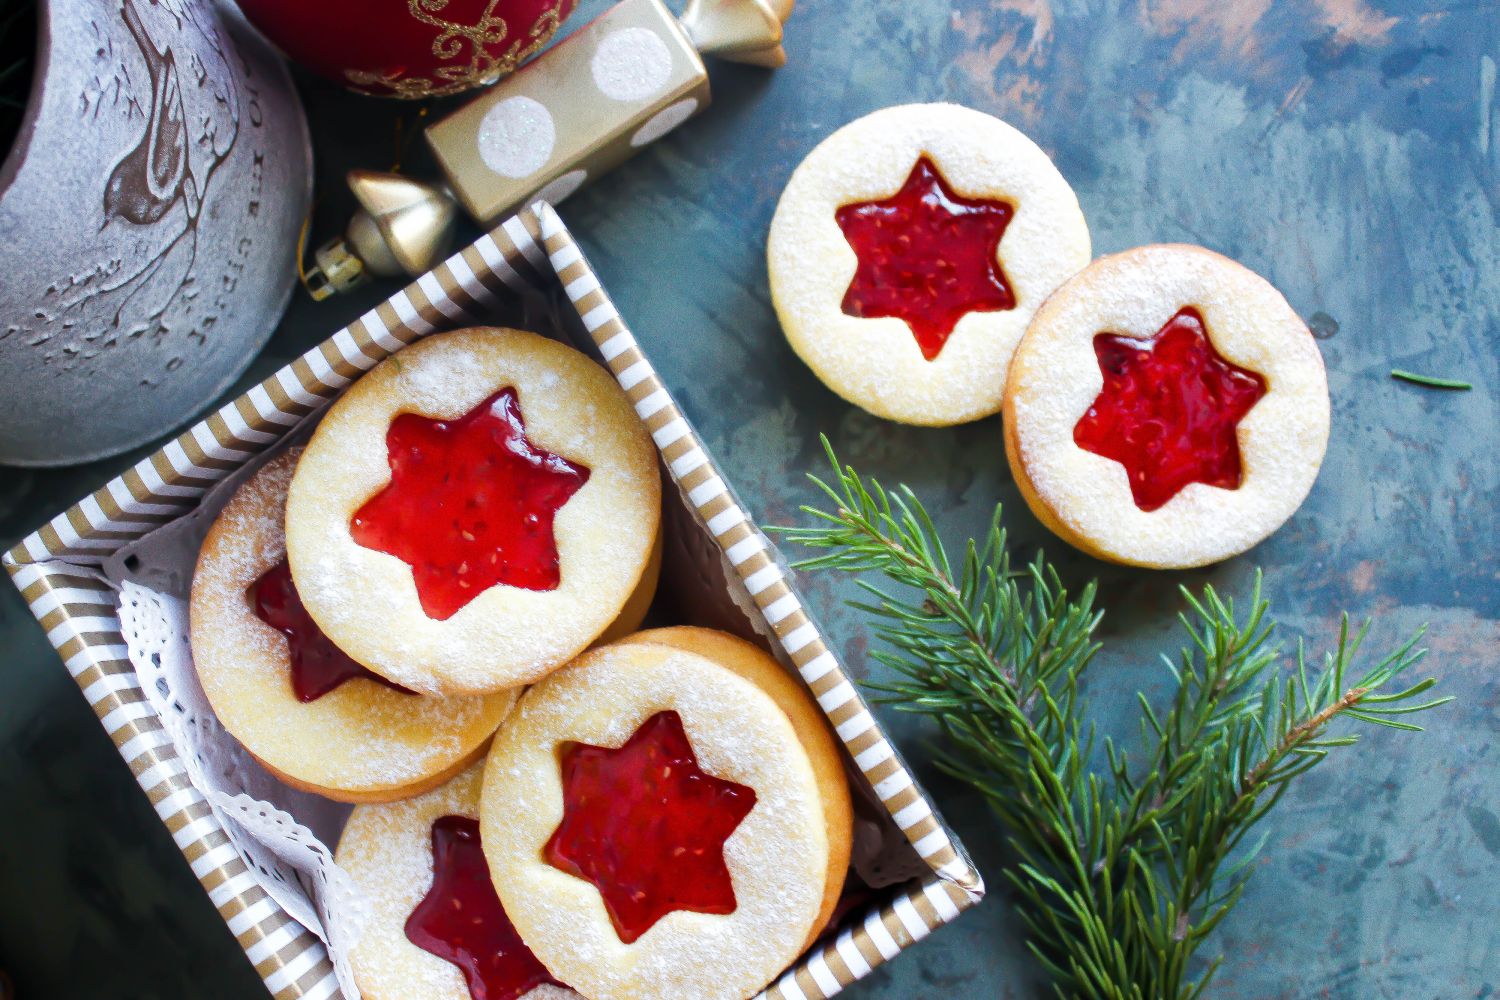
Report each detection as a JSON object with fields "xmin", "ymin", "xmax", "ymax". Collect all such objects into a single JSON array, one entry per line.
[
  {"xmin": 250, "ymin": 559, "xmax": 413, "ymax": 702},
  {"xmin": 1072, "ymin": 308, "xmax": 1267, "ymax": 512},
  {"xmin": 350, "ymin": 387, "xmax": 591, "ymax": 621},
  {"xmin": 834, "ymin": 156, "xmax": 1016, "ymax": 361},
  {"xmin": 406, "ymin": 815, "xmax": 566, "ymax": 1000},
  {"xmin": 543, "ymin": 710, "xmax": 757, "ymax": 944}
]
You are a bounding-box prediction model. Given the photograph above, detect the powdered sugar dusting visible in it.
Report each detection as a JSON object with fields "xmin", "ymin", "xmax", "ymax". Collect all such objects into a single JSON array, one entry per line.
[
  {"xmin": 283, "ymin": 328, "xmax": 661, "ymax": 697},
  {"xmin": 481, "ymin": 643, "xmax": 827, "ymax": 1000},
  {"xmin": 1005, "ymin": 244, "xmax": 1330, "ymax": 567},
  {"xmin": 767, "ymin": 103, "xmax": 1092, "ymax": 426},
  {"xmin": 617, "ymin": 627, "xmax": 853, "ymax": 938},
  {"xmin": 189, "ymin": 449, "xmax": 517, "ymax": 796},
  {"xmin": 337, "ymin": 762, "xmax": 582, "ymax": 999}
]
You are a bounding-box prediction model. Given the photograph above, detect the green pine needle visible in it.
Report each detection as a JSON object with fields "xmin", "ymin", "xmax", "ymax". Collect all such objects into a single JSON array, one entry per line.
[
  {"xmin": 775, "ymin": 437, "xmax": 1449, "ymax": 1000},
  {"xmin": 1390, "ymin": 369, "xmax": 1472, "ymax": 390}
]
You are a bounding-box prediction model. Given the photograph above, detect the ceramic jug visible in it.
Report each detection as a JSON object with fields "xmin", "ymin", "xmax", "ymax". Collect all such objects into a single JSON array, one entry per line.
[{"xmin": 0, "ymin": 0, "xmax": 311, "ymax": 466}]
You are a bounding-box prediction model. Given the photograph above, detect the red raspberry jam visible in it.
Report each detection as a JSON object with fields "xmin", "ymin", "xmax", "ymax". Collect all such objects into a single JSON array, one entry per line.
[
  {"xmin": 834, "ymin": 156, "xmax": 1015, "ymax": 361},
  {"xmin": 543, "ymin": 710, "xmax": 757, "ymax": 944},
  {"xmin": 405, "ymin": 815, "xmax": 565, "ymax": 1000},
  {"xmin": 1072, "ymin": 308, "xmax": 1267, "ymax": 512},
  {"xmin": 250, "ymin": 559, "xmax": 411, "ymax": 702},
  {"xmin": 350, "ymin": 387, "xmax": 590, "ymax": 621}
]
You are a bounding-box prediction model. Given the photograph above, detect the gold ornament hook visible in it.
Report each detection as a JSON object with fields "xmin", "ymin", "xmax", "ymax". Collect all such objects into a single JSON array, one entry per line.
[{"xmin": 303, "ymin": 171, "xmax": 459, "ymax": 300}]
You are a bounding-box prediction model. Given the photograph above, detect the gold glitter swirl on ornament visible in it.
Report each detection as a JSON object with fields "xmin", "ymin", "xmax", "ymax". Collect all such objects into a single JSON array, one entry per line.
[{"xmin": 344, "ymin": 0, "xmax": 567, "ymax": 99}]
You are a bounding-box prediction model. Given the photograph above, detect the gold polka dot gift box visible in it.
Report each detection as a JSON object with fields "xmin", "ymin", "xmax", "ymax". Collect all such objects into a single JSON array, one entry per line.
[
  {"xmin": 426, "ymin": 0, "xmax": 793, "ymax": 227},
  {"xmin": 4, "ymin": 203, "xmax": 983, "ymax": 1000}
]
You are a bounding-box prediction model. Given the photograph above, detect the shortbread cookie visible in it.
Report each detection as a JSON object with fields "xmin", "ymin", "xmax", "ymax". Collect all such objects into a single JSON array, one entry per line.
[
  {"xmin": 768, "ymin": 103, "xmax": 1091, "ymax": 425},
  {"xmin": 1004, "ymin": 244, "xmax": 1330, "ymax": 567},
  {"xmin": 337, "ymin": 761, "xmax": 580, "ymax": 1000},
  {"xmin": 189, "ymin": 450, "xmax": 514, "ymax": 803},
  {"xmin": 591, "ymin": 526, "xmax": 662, "ymax": 648},
  {"xmin": 285, "ymin": 328, "xmax": 661, "ymax": 697},
  {"xmin": 618, "ymin": 627, "xmax": 852, "ymax": 944},
  {"xmin": 481, "ymin": 642, "xmax": 831, "ymax": 1000}
]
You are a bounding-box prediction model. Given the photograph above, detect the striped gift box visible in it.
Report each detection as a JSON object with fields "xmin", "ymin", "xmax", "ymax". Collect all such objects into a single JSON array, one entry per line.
[{"xmin": 4, "ymin": 203, "xmax": 984, "ymax": 1000}]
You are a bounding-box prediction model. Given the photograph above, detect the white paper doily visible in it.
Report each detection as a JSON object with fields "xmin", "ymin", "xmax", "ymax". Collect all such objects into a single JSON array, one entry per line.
[{"xmin": 117, "ymin": 560, "xmax": 367, "ymax": 996}]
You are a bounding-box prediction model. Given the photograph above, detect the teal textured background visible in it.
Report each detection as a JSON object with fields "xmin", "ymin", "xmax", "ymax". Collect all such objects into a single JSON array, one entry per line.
[{"xmin": 1, "ymin": 0, "xmax": 1497, "ymax": 996}]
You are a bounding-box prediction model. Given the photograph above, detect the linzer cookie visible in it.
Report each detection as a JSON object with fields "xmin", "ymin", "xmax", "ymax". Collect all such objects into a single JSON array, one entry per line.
[
  {"xmin": 617, "ymin": 626, "xmax": 852, "ymax": 943},
  {"xmin": 1004, "ymin": 244, "xmax": 1330, "ymax": 567},
  {"xmin": 590, "ymin": 526, "xmax": 663, "ymax": 648},
  {"xmin": 480, "ymin": 640, "xmax": 837, "ymax": 1000},
  {"xmin": 284, "ymin": 328, "xmax": 661, "ymax": 697},
  {"xmin": 337, "ymin": 761, "xmax": 581, "ymax": 1000},
  {"xmin": 767, "ymin": 103, "xmax": 1091, "ymax": 426},
  {"xmin": 188, "ymin": 450, "xmax": 515, "ymax": 803}
]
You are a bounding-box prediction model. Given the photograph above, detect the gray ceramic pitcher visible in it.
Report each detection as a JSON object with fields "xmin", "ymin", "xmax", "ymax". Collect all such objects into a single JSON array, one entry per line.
[{"xmin": 0, "ymin": 0, "xmax": 311, "ymax": 466}]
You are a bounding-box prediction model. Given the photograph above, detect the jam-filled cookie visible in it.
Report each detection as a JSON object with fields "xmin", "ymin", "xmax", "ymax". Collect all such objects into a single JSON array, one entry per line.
[
  {"xmin": 189, "ymin": 450, "xmax": 515, "ymax": 803},
  {"xmin": 480, "ymin": 641, "xmax": 833, "ymax": 1000},
  {"xmin": 285, "ymin": 328, "xmax": 662, "ymax": 697},
  {"xmin": 617, "ymin": 627, "xmax": 852, "ymax": 944},
  {"xmin": 590, "ymin": 526, "xmax": 662, "ymax": 648},
  {"xmin": 768, "ymin": 103, "xmax": 1091, "ymax": 426},
  {"xmin": 1004, "ymin": 244, "xmax": 1331, "ymax": 568},
  {"xmin": 337, "ymin": 761, "xmax": 580, "ymax": 1000}
]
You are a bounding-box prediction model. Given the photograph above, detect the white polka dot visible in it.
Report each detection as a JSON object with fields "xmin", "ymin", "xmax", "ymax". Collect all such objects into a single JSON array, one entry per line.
[
  {"xmin": 630, "ymin": 97, "xmax": 699, "ymax": 147},
  {"xmin": 477, "ymin": 96, "xmax": 555, "ymax": 179},
  {"xmin": 533, "ymin": 169, "xmax": 588, "ymax": 205},
  {"xmin": 591, "ymin": 27, "xmax": 673, "ymax": 102}
]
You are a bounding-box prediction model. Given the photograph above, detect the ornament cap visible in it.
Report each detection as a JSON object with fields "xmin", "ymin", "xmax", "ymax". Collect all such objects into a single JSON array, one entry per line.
[
  {"xmin": 306, "ymin": 236, "xmax": 367, "ymax": 301},
  {"xmin": 346, "ymin": 169, "xmax": 458, "ymax": 277}
]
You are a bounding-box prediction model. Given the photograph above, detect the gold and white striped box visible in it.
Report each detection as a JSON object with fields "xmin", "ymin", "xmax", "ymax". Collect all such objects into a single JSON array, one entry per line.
[{"xmin": 4, "ymin": 203, "xmax": 984, "ymax": 1000}]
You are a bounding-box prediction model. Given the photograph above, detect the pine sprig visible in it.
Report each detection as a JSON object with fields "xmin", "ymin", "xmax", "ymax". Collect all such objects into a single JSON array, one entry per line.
[{"xmin": 777, "ymin": 440, "xmax": 1448, "ymax": 1000}]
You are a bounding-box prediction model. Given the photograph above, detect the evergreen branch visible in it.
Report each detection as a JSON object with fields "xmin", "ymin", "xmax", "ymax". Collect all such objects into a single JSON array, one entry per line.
[{"xmin": 775, "ymin": 439, "xmax": 1449, "ymax": 1000}]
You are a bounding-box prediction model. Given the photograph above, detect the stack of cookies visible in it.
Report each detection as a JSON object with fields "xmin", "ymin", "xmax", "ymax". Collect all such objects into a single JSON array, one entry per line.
[{"xmin": 189, "ymin": 328, "xmax": 853, "ymax": 1000}]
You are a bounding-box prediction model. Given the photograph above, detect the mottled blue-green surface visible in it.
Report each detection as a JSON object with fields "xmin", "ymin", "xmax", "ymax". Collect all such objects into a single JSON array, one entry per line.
[{"xmin": 2, "ymin": 1, "xmax": 1497, "ymax": 997}]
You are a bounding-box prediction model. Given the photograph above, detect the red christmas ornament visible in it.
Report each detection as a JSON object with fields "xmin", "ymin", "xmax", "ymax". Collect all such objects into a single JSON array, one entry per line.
[{"xmin": 235, "ymin": 0, "xmax": 579, "ymax": 99}]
